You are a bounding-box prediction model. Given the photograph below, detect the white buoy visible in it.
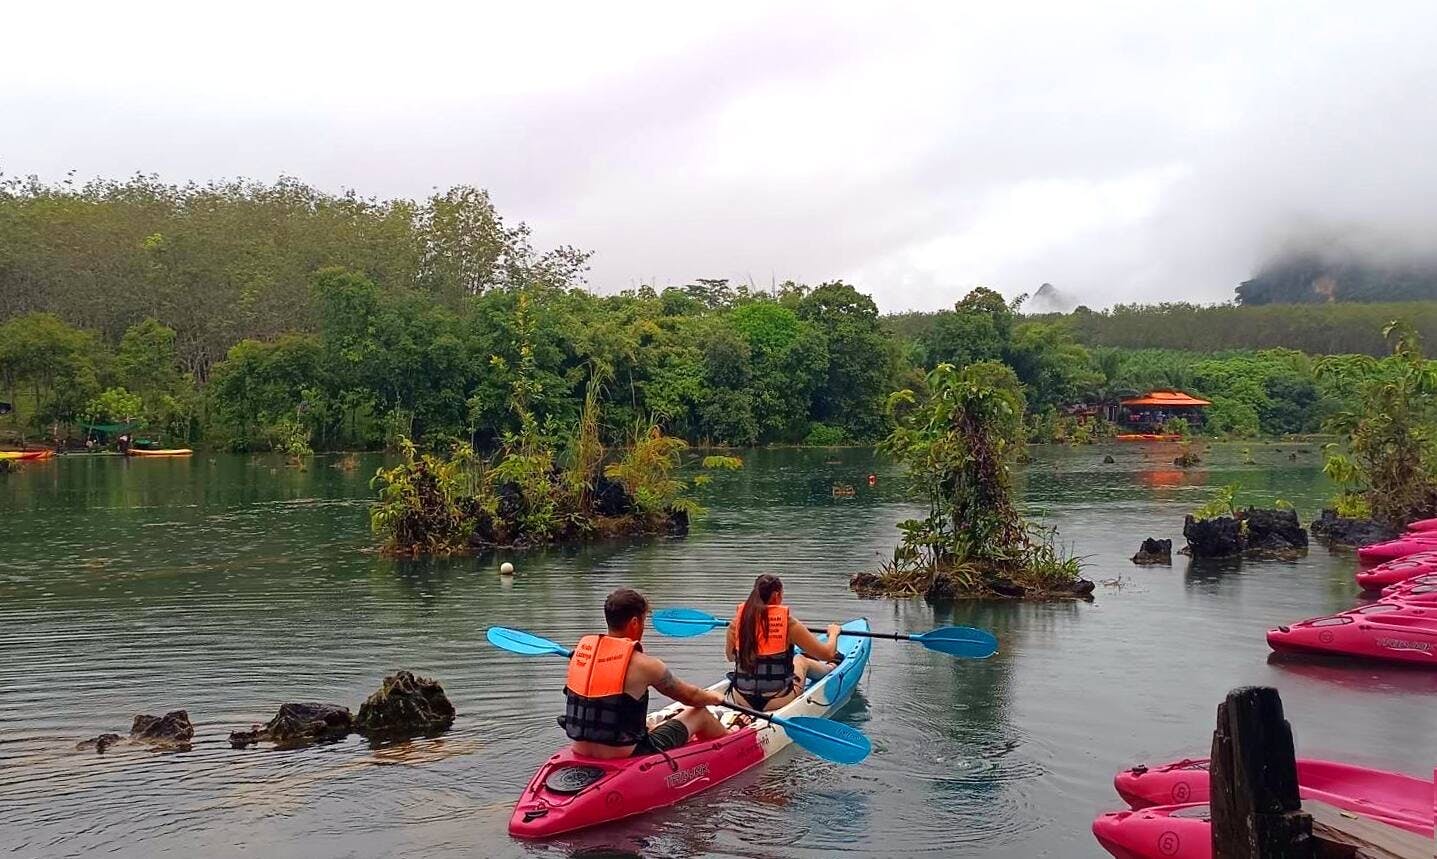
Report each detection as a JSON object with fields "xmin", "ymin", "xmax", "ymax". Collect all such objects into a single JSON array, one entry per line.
[{"xmin": 500, "ymin": 562, "xmax": 515, "ymax": 576}]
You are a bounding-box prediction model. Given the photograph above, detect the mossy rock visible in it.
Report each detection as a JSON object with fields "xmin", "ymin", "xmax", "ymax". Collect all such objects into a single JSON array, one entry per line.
[{"xmin": 355, "ymin": 670, "xmax": 455, "ymax": 741}]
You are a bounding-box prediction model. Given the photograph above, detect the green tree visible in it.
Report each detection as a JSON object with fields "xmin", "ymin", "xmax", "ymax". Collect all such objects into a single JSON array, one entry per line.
[{"xmin": 796, "ymin": 281, "xmax": 893, "ymax": 440}]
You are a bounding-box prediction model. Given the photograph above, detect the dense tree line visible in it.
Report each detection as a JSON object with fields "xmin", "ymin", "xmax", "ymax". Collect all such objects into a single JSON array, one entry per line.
[{"xmin": 1, "ymin": 173, "xmax": 1429, "ymax": 450}]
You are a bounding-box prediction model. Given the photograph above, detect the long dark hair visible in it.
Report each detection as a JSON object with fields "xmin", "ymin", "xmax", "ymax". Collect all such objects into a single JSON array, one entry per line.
[{"xmin": 737, "ymin": 574, "xmax": 782, "ymax": 671}]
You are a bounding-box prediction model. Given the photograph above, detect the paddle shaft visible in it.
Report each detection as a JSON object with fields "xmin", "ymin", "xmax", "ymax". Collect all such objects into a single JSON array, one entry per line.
[
  {"xmin": 714, "ymin": 701, "xmax": 867, "ymax": 752},
  {"xmin": 691, "ymin": 617, "xmax": 919, "ymax": 643}
]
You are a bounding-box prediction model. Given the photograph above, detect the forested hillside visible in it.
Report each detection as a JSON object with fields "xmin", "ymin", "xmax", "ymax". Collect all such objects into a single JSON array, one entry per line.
[
  {"xmin": 1, "ymin": 173, "xmax": 1429, "ymax": 450},
  {"xmin": 1236, "ymin": 252, "xmax": 1437, "ymax": 305}
]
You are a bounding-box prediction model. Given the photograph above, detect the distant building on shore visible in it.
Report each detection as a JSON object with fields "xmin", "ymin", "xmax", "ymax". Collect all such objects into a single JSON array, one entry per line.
[{"xmin": 1118, "ymin": 389, "xmax": 1210, "ymax": 432}]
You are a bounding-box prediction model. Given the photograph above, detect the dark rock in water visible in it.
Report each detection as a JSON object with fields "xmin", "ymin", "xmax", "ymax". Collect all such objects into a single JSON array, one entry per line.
[
  {"xmin": 1174, "ymin": 451, "xmax": 1201, "ymax": 467},
  {"xmin": 1310, "ymin": 509, "xmax": 1398, "ymax": 547},
  {"xmin": 76, "ymin": 733, "xmax": 121, "ymax": 753},
  {"xmin": 1068, "ymin": 578, "xmax": 1096, "ymax": 598},
  {"xmin": 1183, "ymin": 515, "xmax": 1243, "ymax": 558},
  {"xmin": 229, "ymin": 703, "xmax": 354, "ymax": 749},
  {"xmin": 1289, "ymin": 452, "xmax": 1298, "ymax": 461},
  {"xmin": 1102, "ymin": 454, "xmax": 1116, "ymax": 464},
  {"xmin": 988, "ymin": 577, "xmax": 1028, "ymax": 598},
  {"xmin": 592, "ymin": 475, "xmax": 634, "ymax": 517},
  {"xmin": 355, "ymin": 670, "xmax": 455, "ymax": 740},
  {"xmin": 131, "ymin": 711, "xmax": 194, "ymax": 747},
  {"xmin": 848, "ymin": 571, "xmax": 884, "ymax": 596},
  {"xmin": 1131, "ymin": 538, "xmax": 1173, "ymax": 565},
  {"xmin": 923, "ymin": 570, "xmax": 962, "ymax": 603},
  {"xmin": 665, "ymin": 507, "xmax": 690, "ymax": 536},
  {"xmin": 1240, "ymin": 507, "xmax": 1308, "ymax": 558}
]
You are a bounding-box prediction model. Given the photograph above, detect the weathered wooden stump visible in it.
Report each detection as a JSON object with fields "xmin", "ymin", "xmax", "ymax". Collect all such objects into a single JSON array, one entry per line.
[{"xmin": 1210, "ymin": 686, "xmax": 1315, "ymax": 858}]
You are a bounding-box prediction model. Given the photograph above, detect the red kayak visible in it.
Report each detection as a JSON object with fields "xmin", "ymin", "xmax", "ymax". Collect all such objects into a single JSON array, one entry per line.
[
  {"xmin": 1406, "ymin": 517, "xmax": 1437, "ymax": 533},
  {"xmin": 1268, "ymin": 612, "xmax": 1437, "ymax": 667},
  {"xmin": 1357, "ymin": 535, "xmax": 1437, "ymax": 565},
  {"xmin": 1382, "ymin": 573, "xmax": 1437, "ymax": 597},
  {"xmin": 1356, "ymin": 551, "xmax": 1437, "ymax": 590},
  {"xmin": 1113, "ymin": 758, "xmax": 1432, "ymax": 835}
]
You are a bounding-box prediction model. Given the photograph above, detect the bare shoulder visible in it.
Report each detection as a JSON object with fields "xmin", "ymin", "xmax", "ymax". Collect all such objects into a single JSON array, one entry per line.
[{"xmin": 629, "ymin": 650, "xmax": 665, "ymax": 683}]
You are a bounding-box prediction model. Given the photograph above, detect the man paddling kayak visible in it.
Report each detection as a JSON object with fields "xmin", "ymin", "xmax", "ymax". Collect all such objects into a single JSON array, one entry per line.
[
  {"xmin": 726, "ymin": 574, "xmax": 841, "ymax": 711},
  {"xmin": 560, "ymin": 588, "xmax": 727, "ymax": 759}
]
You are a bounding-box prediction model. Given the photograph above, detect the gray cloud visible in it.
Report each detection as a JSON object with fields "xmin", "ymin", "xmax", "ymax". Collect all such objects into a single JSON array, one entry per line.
[{"xmin": 3, "ymin": 3, "xmax": 1435, "ymax": 311}]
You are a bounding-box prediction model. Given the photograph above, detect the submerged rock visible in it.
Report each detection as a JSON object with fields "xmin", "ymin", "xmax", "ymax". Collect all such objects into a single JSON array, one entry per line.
[
  {"xmin": 848, "ymin": 571, "xmax": 885, "ymax": 596},
  {"xmin": 1310, "ymin": 509, "xmax": 1398, "ymax": 547},
  {"xmin": 355, "ymin": 670, "xmax": 455, "ymax": 741},
  {"xmin": 75, "ymin": 733, "xmax": 121, "ymax": 753},
  {"xmin": 1067, "ymin": 578, "xmax": 1096, "ymax": 598},
  {"xmin": 1131, "ymin": 538, "xmax": 1173, "ymax": 565},
  {"xmin": 665, "ymin": 507, "xmax": 690, "ymax": 536},
  {"xmin": 1102, "ymin": 454, "xmax": 1116, "ymax": 464},
  {"xmin": 1173, "ymin": 450, "xmax": 1202, "ymax": 467},
  {"xmin": 229, "ymin": 703, "xmax": 354, "ymax": 749},
  {"xmin": 1241, "ymin": 507, "xmax": 1308, "ymax": 559},
  {"xmin": 1183, "ymin": 515, "xmax": 1243, "ymax": 558},
  {"xmin": 130, "ymin": 710, "xmax": 194, "ymax": 750}
]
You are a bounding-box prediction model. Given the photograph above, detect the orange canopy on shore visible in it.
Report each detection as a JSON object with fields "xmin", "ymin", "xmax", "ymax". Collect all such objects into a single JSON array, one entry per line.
[{"xmin": 1120, "ymin": 390, "xmax": 1211, "ymax": 407}]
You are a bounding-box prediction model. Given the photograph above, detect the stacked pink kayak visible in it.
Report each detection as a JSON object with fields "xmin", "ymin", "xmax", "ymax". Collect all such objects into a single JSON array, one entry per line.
[
  {"xmin": 1406, "ymin": 517, "xmax": 1437, "ymax": 532},
  {"xmin": 1095, "ymin": 758, "xmax": 1433, "ymax": 857},
  {"xmin": 1355, "ymin": 550, "xmax": 1437, "ymax": 590},
  {"xmin": 1267, "ymin": 611, "xmax": 1437, "ymax": 666},
  {"xmin": 1382, "ymin": 578, "xmax": 1437, "ymax": 606},
  {"xmin": 1113, "ymin": 758, "xmax": 1432, "ymax": 832},
  {"xmin": 1357, "ymin": 534, "xmax": 1437, "ymax": 565}
]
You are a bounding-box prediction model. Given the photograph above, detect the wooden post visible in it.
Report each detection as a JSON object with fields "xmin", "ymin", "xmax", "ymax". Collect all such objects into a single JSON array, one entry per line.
[{"xmin": 1210, "ymin": 686, "xmax": 1315, "ymax": 859}]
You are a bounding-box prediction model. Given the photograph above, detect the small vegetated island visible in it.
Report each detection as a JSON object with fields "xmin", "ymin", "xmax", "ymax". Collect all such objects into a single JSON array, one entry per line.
[
  {"xmin": 370, "ymin": 299, "xmax": 741, "ymax": 554},
  {"xmin": 851, "ymin": 361, "xmax": 1093, "ymax": 602}
]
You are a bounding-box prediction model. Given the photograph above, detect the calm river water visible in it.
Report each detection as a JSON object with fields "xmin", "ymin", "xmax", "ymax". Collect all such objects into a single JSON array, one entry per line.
[{"xmin": 1, "ymin": 444, "xmax": 1433, "ymax": 858}]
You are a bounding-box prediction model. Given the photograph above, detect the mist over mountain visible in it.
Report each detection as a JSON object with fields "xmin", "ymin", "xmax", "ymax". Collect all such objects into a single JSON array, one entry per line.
[{"xmin": 1237, "ymin": 248, "xmax": 1437, "ymax": 306}]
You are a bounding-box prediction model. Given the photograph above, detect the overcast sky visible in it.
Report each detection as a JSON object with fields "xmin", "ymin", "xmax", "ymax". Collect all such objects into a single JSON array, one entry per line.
[{"xmin": 4, "ymin": 2, "xmax": 1435, "ymax": 311}]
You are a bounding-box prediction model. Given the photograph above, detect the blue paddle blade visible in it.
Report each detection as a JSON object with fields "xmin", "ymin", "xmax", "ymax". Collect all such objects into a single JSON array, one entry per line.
[
  {"xmin": 486, "ymin": 626, "xmax": 572, "ymax": 657},
  {"xmin": 777, "ymin": 715, "xmax": 872, "ymax": 765},
  {"xmin": 651, "ymin": 608, "xmax": 724, "ymax": 637},
  {"xmin": 913, "ymin": 626, "xmax": 999, "ymax": 659}
]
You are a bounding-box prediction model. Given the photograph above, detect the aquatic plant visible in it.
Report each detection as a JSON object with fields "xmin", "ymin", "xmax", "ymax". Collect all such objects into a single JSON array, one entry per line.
[
  {"xmin": 604, "ymin": 422, "xmax": 695, "ymax": 517},
  {"xmin": 1192, "ymin": 484, "xmax": 1240, "ymax": 521},
  {"xmin": 1316, "ymin": 321, "xmax": 1437, "ymax": 525},
  {"xmin": 370, "ymin": 439, "xmax": 482, "ymax": 555},
  {"xmin": 865, "ymin": 361, "xmax": 1084, "ymax": 599}
]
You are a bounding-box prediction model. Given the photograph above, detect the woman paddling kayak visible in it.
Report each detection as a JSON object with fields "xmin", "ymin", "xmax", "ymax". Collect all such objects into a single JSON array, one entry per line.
[{"xmin": 726, "ymin": 574, "xmax": 841, "ymax": 711}]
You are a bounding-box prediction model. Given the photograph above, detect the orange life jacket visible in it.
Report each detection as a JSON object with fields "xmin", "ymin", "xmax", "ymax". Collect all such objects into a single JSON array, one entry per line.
[
  {"xmin": 557, "ymin": 634, "xmax": 649, "ymax": 746},
  {"xmin": 730, "ymin": 603, "xmax": 795, "ymax": 704}
]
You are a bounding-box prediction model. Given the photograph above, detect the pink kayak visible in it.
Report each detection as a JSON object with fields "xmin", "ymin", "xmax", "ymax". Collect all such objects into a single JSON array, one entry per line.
[
  {"xmin": 1357, "ymin": 535, "xmax": 1437, "ymax": 565},
  {"xmin": 1405, "ymin": 517, "xmax": 1437, "ymax": 532},
  {"xmin": 1383, "ymin": 580, "xmax": 1437, "ymax": 606},
  {"xmin": 1093, "ymin": 803, "xmax": 1210, "ymax": 859},
  {"xmin": 1382, "ymin": 573, "xmax": 1437, "ymax": 597},
  {"xmin": 1094, "ymin": 797, "xmax": 1432, "ymax": 859},
  {"xmin": 1268, "ymin": 612, "xmax": 1437, "ymax": 667},
  {"xmin": 1356, "ymin": 551, "xmax": 1437, "ymax": 590},
  {"xmin": 508, "ymin": 618, "xmax": 871, "ymax": 838},
  {"xmin": 1114, "ymin": 758, "xmax": 1432, "ymax": 834}
]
